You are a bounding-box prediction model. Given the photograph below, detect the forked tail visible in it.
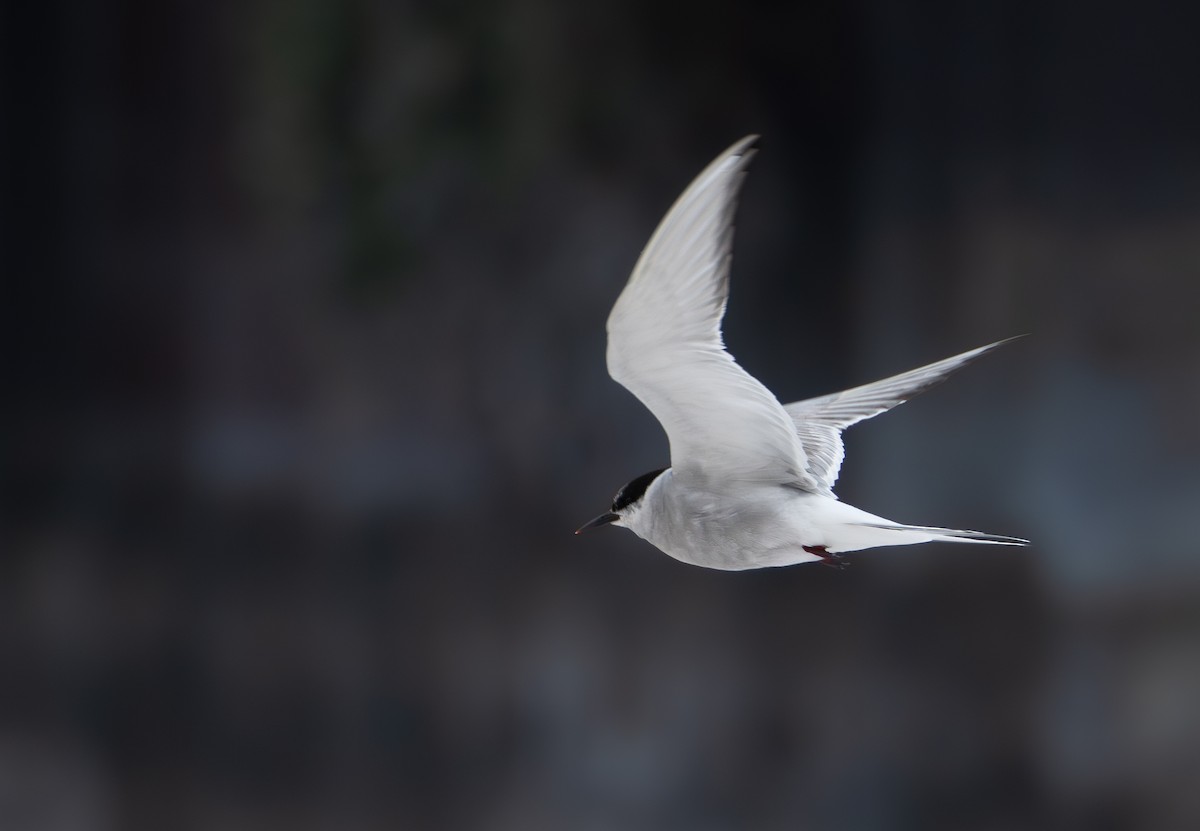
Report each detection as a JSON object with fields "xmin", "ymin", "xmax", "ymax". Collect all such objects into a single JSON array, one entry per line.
[{"xmin": 857, "ymin": 522, "xmax": 1029, "ymax": 547}]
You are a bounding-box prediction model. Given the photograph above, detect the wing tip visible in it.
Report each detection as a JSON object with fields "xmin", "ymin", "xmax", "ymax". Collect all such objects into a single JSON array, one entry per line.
[
  {"xmin": 728, "ymin": 134, "xmax": 760, "ymax": 155},
  {"xmin": 715, "ymin": 135, "xmax": 760, "ymax": 177},
  {"xmin": 981, "ymin": 332, "xmax": 1030, "ymax": 351}
]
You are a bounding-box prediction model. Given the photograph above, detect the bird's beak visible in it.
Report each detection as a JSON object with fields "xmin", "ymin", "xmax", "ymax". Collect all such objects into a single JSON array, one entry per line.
[{"xmin": 575, "ymin": 512, "xmax": 619, "ymax": 534}]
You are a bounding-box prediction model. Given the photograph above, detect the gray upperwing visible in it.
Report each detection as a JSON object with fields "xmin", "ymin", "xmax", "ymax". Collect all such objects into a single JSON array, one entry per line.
[{"xmin": 783, "ymin": 337, "xmax": 1023, "ymax": 492}]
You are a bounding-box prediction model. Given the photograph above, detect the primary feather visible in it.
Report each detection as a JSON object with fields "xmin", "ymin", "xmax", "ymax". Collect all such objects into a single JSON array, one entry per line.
[{"xmin": 784, "ymin": 337, "xmax": 1024, "ymax": 493}]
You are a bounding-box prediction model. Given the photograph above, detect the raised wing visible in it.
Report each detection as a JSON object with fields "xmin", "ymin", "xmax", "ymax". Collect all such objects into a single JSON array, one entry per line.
[
  {"xmin": 784, "ymin": 338, "xmax": 1020, "ymax": 493},
  {"xmin": 606, "ymin": 136, "xmax": 817, "ymax": 488}
]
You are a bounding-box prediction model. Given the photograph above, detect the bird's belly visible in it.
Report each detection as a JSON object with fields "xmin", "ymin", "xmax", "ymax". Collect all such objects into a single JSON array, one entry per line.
[{"xmin": 651, "ymin": 489, "xmax": 827, "ymax": 570}]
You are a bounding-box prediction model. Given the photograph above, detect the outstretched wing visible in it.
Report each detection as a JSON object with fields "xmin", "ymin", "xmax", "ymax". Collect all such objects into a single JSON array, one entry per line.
[
  {"xmin": 784, "ymin": 338, "xmax": 1021, "ymax": 493},
  {"xmin": 606, "ymin": 136, "xmax": 817, "ymax": 488}
]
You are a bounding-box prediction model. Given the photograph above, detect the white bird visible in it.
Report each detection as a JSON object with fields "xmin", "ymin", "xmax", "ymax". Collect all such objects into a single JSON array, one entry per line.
[{"xmin": 576, "ymin": 135, "xmax": 1028, "ymax": 570}]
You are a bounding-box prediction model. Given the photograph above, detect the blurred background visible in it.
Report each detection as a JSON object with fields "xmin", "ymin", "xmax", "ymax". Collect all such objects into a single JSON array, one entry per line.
[{"xmin": 4, "ymin": 1, "xmax": 1200, "ymax": 829}]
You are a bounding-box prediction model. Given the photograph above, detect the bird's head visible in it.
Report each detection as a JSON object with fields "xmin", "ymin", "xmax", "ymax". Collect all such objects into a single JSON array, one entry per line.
[{"xmin": 575, "ymin": 468, "xmax": 666, "ymax": 535}]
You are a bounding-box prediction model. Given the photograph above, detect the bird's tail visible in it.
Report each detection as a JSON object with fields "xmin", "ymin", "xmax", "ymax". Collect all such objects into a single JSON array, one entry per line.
[{"xmin": 855, "ymin": 522, "xmax": 1029, "ymax": 547}]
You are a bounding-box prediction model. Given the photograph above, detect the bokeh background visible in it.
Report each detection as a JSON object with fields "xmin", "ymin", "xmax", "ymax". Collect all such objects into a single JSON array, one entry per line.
[{"xmin": 5, "ymin": 1, "xmax": 1200, "ymax": 829}]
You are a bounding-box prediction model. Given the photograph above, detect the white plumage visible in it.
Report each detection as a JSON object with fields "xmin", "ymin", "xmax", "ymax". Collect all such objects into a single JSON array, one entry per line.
[{"xmin": 579, "ymin": 136, "xmax": 1028, "ymax": 569}]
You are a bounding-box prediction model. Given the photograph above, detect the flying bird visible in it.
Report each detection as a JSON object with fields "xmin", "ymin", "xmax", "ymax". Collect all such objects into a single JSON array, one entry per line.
[{"xmin": 577, "ymin": 135, "xmax": 1028, "ymax": 569}]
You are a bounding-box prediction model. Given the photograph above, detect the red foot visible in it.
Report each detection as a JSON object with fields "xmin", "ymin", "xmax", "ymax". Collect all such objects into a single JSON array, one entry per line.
[{"xmin": 804, "ymin": 544, "xmax": 848, "ymax": 570}]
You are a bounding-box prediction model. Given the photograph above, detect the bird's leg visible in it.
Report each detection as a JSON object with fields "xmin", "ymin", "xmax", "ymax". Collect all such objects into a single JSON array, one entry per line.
[{"xmin": 803, "ymin": 544, "xmax": 849, "ymax": 570}]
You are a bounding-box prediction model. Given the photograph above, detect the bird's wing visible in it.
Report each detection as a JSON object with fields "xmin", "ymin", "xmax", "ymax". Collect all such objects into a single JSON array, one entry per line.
[
  {"xmin": 784, "ymin": 339, "xmax": 1020, "ymax": 493},
  {"xmin": 606, "ymin": 136, "xmax": 817, "ymax": 488}
]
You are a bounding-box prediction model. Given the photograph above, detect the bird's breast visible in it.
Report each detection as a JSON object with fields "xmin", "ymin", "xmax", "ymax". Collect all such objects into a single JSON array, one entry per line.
[{"xmin": 642, "ymin": 482, "xmax": 821, "ymax": 570}]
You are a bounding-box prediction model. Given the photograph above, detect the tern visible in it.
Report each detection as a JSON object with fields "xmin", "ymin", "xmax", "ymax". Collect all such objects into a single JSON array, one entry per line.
[{"xmin": 576, "ymin": 135, "xmax": 1028, "ymax": 569}]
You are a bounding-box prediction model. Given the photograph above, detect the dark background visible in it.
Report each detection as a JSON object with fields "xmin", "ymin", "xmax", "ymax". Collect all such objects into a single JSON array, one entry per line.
[{"xmin": 4, "ymin": 1, "xmax": 1200, "ymax": 829}]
